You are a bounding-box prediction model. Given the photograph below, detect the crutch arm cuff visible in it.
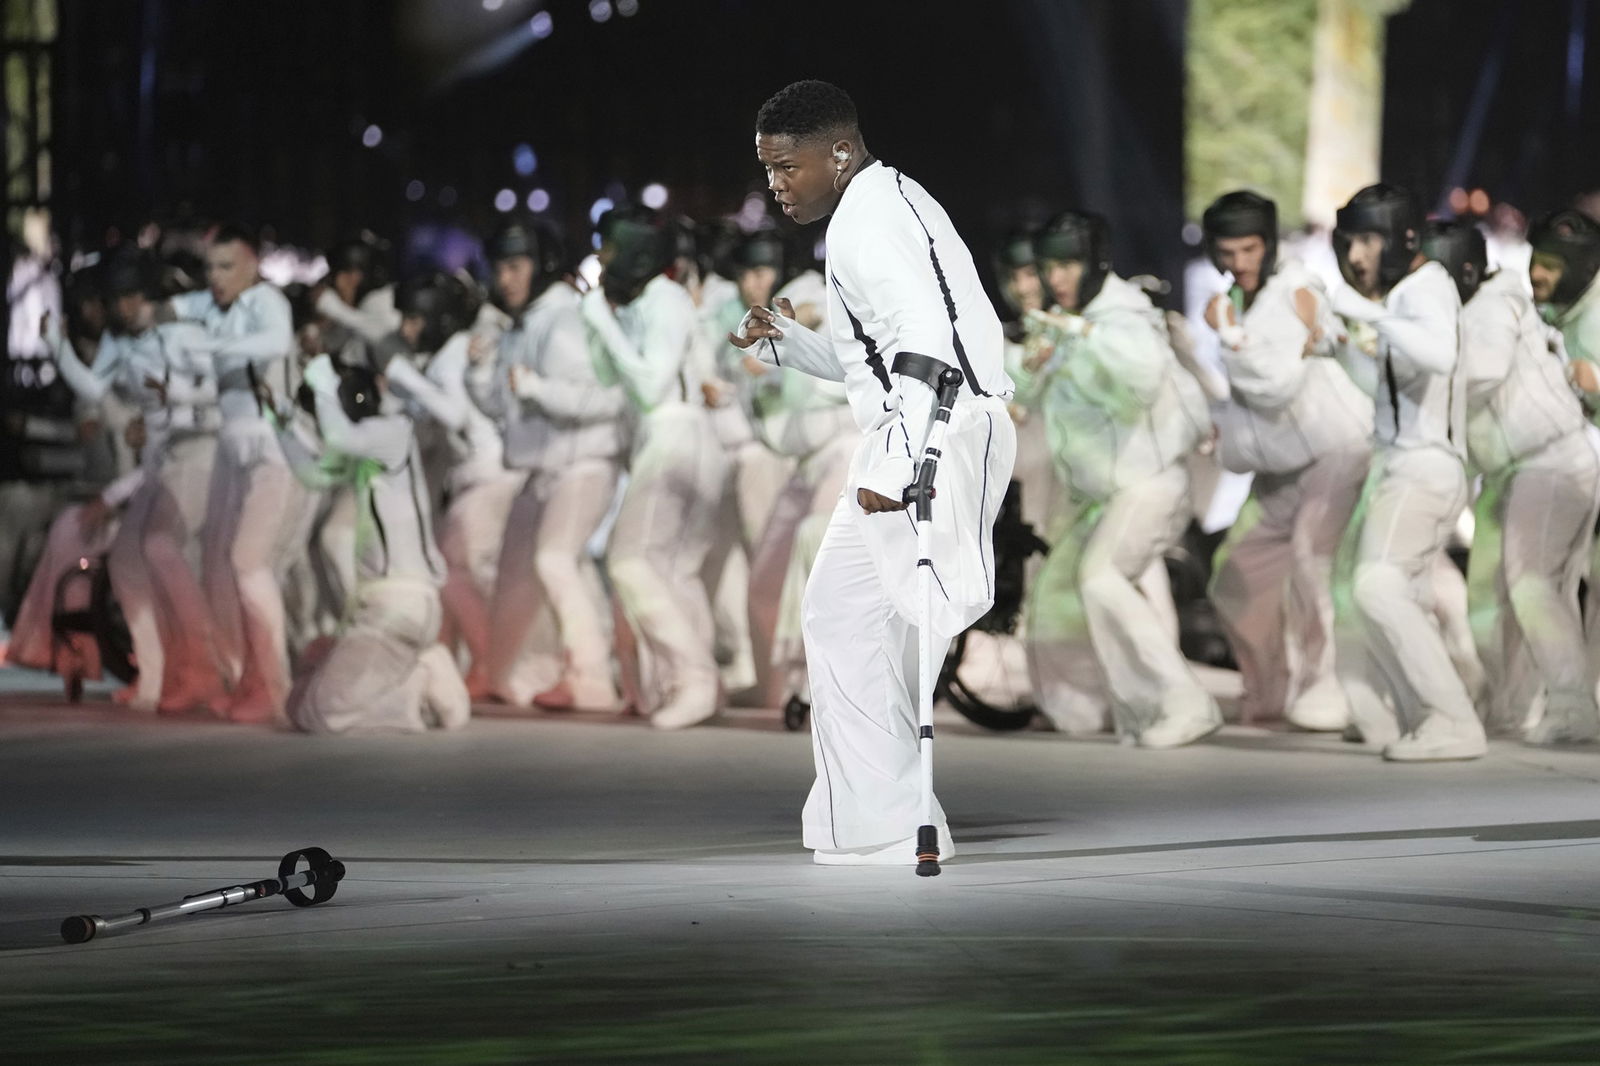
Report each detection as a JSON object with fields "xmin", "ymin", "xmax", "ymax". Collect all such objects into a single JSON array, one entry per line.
[{"xmin": 890, "ymin": 351, "xmax": 955, "ymax": 391}]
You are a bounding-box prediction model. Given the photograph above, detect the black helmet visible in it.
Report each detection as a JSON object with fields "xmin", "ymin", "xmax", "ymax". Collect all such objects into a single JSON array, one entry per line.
[
  {"xmin": 298, "ymin": 359, "xmax": 383, "ymax": 424},
  {"xmin": 1528, "ymin": 208, "xmax": 1600, "ymax": 309},
  {"xmin": 1334, "ymin": 183, "xmax": 1420, "ymax": 294},
  {"xmin": 601, "ymin": 216, "xmax": 669, "ymax": 306},
  {"xmin": 730, "ymin": 232, "xmax": 785, "ymax": 277},
  {"xmin": 395, "ymin": 271, "xmax": 471, "ymax": 354},
  {"xmin": 324, "ymin": 236, "xmax": 390, "ymax": 300},
  {"xmin": 1202, "ymin": 190, "xmax": 1278, "ymax": 279},
  {"xmin": 1421, "ymin": 219, "xmax": 1489, "ymax": 304},
  {"xmin": 1033, "ymin": 211, "xmax": 1112, "ymax": 309},
  {"xmin": 104, "ymin": 250, "xmax": 163, "ymax": 300}
]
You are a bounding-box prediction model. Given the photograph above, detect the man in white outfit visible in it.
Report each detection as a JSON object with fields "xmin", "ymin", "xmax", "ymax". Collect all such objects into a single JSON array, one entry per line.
[
  {"xmin": 169, "ymin": 226, "xmax": 300, "ymax": 723},
  {"xmin": 481, "ymin": 219, "xmax": 629, "ymax": 710},
  {"xmin": 732, "ymin": 80, "xmax": 1016, "ymax": 864},
  {"xmin": 1328, "ymin": 184, "xmax": 1482, "ymax": 761},
  {"xmin": 278, "ymin": 356, "xmax": 469, "ymax": 733},
  {"xmin": 1425, "ymin": 220, "xmax": 1600, "ymax": 744},
  {"xmin": 374, "ymin": 273, "xmax": 521, "ymax": 700},
  {"xmin": 1200, "ymin": 191, "xmax": 1372, "ymax": 731},
  {"xmin": 1528, "ymin": 208, "xmax": 1600, "ymax": 733},
  {"xmin": 586, "ymin": 217, "xmax": 729, "ymax": 729},
  {"xmin": 1021, "ymin": 211, "xmax": 1219, "ymax": 747},
  {"xmin": 44, "ymin": 254, "xmax": 225, "ymax": 712}
]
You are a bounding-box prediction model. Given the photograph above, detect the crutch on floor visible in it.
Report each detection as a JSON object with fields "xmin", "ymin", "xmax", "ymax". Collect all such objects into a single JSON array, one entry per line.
[
  {"xmin": 892, "ymin": 352, "xmax": 966, "ymax": 878},
  {"xmin": 60, "ymin": 847, "xmax": 347, "ymax": 944}
]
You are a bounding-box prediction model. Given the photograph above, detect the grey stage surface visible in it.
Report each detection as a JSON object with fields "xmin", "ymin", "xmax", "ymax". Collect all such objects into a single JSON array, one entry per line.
[{"xmin": 4, "ymin": 666, "xmax": 1600, "ymax": 1065}]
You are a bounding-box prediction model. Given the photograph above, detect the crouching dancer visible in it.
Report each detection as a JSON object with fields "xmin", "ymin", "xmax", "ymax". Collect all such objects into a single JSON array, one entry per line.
[
  {"xmin": 732, "ymin": 81, "xmax": 1016, "ymax": 865},
  {"xmin": 276, "ymin": 354, "xmax": 469, "ymax": 733}
]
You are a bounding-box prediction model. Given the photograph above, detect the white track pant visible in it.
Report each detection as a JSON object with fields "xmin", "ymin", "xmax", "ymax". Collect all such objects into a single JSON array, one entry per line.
[
  {"xmin": 1336, "ymin": 446, "xmax": 1478, "ymax": 746},
  {"xmin": 486, "ymin": 458, "xmax": 620, "ymax": 704},
  {"xmin": 1209, "ymin": 446, "xmax": 1369, "ymax": 724},
  {"xmin": 108, "ymin": 434, "xmax": 222, "ymax": 709},
  {"xmin": 1027, "ymin": 465, "xmax": 1215, "ymax": 737},
  {"xmin": 201, "ymin": 432, "xmax": 301, "ymax": 718},
  {"xmin": 703, "ymin": 440, "xmax": 791, "ymax": 694},
  {"xmin": 437, "ymin": 469, "xmax": 523, "ymax": 692},
  {"xmin": 608, "ymin": 408, "xmax": 728, "ymax": 714},
  {"xmin": 800, "ymin": 496, "xmax": 952, "ymax": 850},
  {"xmin": 751, "ymin": 435, "xmax": 857, "ymax": 707},
  {"xmin": 288, "ymin": 579, "xmax": 469, "ymax": 733},
  {"xmin": 1467, "ymin": 431, "xmax": 1600, "ymax": 733}
]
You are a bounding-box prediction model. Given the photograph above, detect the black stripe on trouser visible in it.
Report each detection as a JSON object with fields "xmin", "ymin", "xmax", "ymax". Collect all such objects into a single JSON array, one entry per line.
[{"xmin": 891, "ymin": 169, "xmax": 989, "ymax": 398}]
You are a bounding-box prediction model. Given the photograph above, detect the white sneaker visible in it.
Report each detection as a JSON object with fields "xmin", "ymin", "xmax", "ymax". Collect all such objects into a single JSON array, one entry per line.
[
  {"xmin": 1382, "ymin": 713, "xmax": 1487, "ymax": 762},
  {"xmin": 813, "ymin": 833, "xmax": 956, "ymax": 866},
  {"xmin": 650, "ymin": 692, "xmax": 718, "ymax": 731},
  {"xmin": 1286, "ymin": 680, "xmax": 1351, "ymax": 732},
  {"xmin": 1525, "ymin": 704, "xmax": 1600, "ymax": 746}
]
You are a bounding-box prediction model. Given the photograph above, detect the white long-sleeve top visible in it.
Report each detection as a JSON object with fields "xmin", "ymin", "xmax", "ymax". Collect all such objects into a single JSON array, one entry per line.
[
  {"xmin": 1461, "ymin": 269, "xmax": 1587, "ymax": 473},
  {"xmin": 584, "ymin": 274, "xmax": 707, "ymax": 426},
  {"xmin": 315, "ymin": 284, "xmax": 401, "ymax": 346},
  {"xmin": 755, "ymin": 161, "xmax": 1013, "ymax": 498},
  {"xmin": 1211, "ymin": 260, "xmax": 1372, "ymax": 475},
  {"xmin": 278, "ymin": 380, "xmax": 444, "ymax": 586},
  {"xmin": 171, "ymin": 282, "xmax": 295, "ymax": 431},
  {"xmin": 1553, "ymin": 272, "xmax": 1600, "ymax": 374},
  {"xmin": 48, "ymin": 321, "xmax": 219, "ymax": 438},
  {"xmin": 1035, "ymin": 273, "xmax": 1207, "ymax": 502},
  {"xmin": 383, "ymin": 331, "xmax": 508, "ymax": 495},
  {"xmin": 1336, "ymin": 261, "xmax": 1466, "ymax": 456},
  {"xmin": 498, "ymin": 283, "xmax": 628, "ymax": 470}
]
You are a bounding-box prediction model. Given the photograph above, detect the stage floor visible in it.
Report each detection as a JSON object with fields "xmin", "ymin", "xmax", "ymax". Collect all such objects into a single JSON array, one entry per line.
[{"xmin": 5, "ymin": 666, "xmax": 1600, "ymax": 1064}]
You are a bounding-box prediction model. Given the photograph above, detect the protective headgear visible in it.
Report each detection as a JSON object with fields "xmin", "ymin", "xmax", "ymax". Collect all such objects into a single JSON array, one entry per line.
[
  {"xmin": 395, "ymin": 271, "xmax": 471, "ymax": 355},
  {"xmin": 104, "ymin": 252, "xmax": 162, "ymax": 300},
  {"xmin": 486, "ymin": 219, "xmax": 540, "ymax": 264},
  {"xmin": 1421, "ymin": 219, "xmax": 1488, "ymax": 304},
  {"xmin": 1333, "ymin": 183, "xmax": 1420, "ymax": 294},
  {"xmin": 993, "ymin": 230, "xmax": 1037, "ymax": 314},
  {"xmin": 730, "ymin": 233, "xmax": 785, "ymax": 277},
  {"xmin": 325, "ymin": 237, "xmax": 390, "ymax": 300},
  {"xmin": 297, "ymin": 360, "xmax": 383, "ymax": 423},
  {"xmin": 602, "ymin": 217, "xmax": 669, "ymax": 306},
  {"xmin": 1032, "ymin": 211, "xmax": 1112, "ymax": 310},
  {"xmin": 486, "ymin": 216, "xmax": 564, "ymax": 311},
  {"xmin": 1528, "ymin": 208, "xmax": 1600, "ymax": 309},
  {"xmin": 1201, "ymin": 190, "xmax": 1278, "ymax": 279}
]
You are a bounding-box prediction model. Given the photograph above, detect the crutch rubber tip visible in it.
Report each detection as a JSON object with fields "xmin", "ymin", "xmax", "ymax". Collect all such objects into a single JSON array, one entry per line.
[
  {"xmin": 60, "ymin": 915, "xmax": 98, "ymax": 944},
  {"xmin": 915, "ymin": 859, "xmax": 942, "ymax": 877}
]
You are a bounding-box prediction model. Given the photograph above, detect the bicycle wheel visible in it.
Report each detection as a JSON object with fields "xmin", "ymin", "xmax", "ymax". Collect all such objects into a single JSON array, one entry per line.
[{"xmin": 939, "ymin": 629, "xmax": 1039, "ymax": 731}]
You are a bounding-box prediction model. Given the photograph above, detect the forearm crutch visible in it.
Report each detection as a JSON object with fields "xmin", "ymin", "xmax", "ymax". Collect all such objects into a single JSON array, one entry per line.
[
  {"xmin": 893, "ymin": 353, "xmax": 966, "ymax": 877},
  {"xmin": 60, "ymin": 847, "xmax": 347, "ymax": 944}
]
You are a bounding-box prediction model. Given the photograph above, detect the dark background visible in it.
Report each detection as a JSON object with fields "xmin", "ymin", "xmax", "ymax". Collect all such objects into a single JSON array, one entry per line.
[{"xmin": 43, "ymin": 0, "xmax": 1600, "ymax": 302}]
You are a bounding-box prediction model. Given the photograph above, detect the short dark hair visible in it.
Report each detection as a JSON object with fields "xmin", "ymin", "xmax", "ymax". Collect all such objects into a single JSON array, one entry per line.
[
  {"xmin": 756, "ymin": 80, "xmax": 859, "ymax": 145},
  {"xmin": 210, "ymin": 222, "xmax": 259, "ymax": 254}
]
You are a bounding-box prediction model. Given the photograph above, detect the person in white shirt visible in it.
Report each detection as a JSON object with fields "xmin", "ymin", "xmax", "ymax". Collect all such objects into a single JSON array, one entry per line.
[
  {"xmin": 743, "ymin": 263, "xmax": 859, "ymax": 710},
  {"xmin": 47, "ymin": 254, "xmax": 225, "ymax": 713},
  {"xmin": 169, "ymin": 225, "xmax": 302, "ymax": 724},
  {"xmin": 586, "ymin": 217, "xmax": 729, "ymax": 729},
  {"xmin": 700, "ymin": 233, "xmax": 797, "ymax": 700},
  {"xmin": 313, "ymin": 237, "xmax": 401, "ymax": 349},
  {"xmin": 278, "ymin": 355, "xmax": 469, "ymax": 733},
  {"xmin": 1199, "ymin": 191, "xmax": 1373, "ymax": 732},
  {"xmin": 479, "ymin": 219, "xmax": 630, "ymax": 710},
  {"xmin": 1022, "ymin": 211, "xmax": 1219, "ymax": 748},
  {"xmin": 733, "ymin": 80, "xmax": 1016, "ymax": 864},
  {"xmin": 1328, "ymin": 185, "xmax": 1482, "ymax": 760},
  {"xmin": 374, "ymin": 272, "xmax": 521, "ymax": 701}
]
